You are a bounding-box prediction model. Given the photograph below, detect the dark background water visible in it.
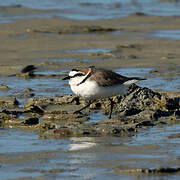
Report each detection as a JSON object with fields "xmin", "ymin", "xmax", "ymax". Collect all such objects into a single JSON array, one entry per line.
[{"xmin": 0, "ymin": 0, "xmax": 180, "ymax": 20}]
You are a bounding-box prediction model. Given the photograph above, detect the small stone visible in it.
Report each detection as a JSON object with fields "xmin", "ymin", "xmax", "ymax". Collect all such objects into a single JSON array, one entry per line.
[
  {"xmin": 0, "ymin": 84, "xmax": 9, "ymax": 91},
  {"xmin": 24, "ymin": 88, "xmax": 34, "ymax": 93}
]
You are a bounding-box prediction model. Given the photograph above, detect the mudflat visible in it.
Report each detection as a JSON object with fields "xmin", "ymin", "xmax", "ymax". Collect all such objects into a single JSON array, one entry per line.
[
  {"xmin": 0, "ymin": 5, "xmax": 180, "ymax": 180},
  {"xmin": 0, "ymin": 7, "xmax": 180, "ymax": 75}
]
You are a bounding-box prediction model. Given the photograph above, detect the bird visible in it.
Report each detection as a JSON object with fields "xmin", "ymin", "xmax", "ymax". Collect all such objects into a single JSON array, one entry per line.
[
  {"xmin": 21, "ymin": 65, "xmax": 37, "ymax": 74},
  {"xmin": 8, "ymin": 65, "xmax": 37, "ymax": 77},
  {"xmin": 62, "ymin": 66, "xmax": 145, "ymax": 119}
]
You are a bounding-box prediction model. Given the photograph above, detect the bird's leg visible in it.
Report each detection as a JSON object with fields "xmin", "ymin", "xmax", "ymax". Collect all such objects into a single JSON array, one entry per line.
[
  {"xmin": 108, "ymin": 97, "xmax": 115, "ymax": 119},
  {"xmin": 73, "ymin": 100, "xmax": 94, "ymax": 114}
]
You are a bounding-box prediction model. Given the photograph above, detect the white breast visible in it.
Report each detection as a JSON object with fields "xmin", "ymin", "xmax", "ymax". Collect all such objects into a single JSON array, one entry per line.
[
  {"xmin": 69, "ymin": 78, "xmax": 128, "ymax": 100},
  {"xmin": 69, "ymin": 78, "xmax": 99, "ymax": 99}
]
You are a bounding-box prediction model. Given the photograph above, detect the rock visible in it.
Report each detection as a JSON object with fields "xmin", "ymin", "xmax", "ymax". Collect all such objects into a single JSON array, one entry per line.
[
  {"xmin": 130, "ymin": 12, "xmax": 147, "ymax": 16},
  {"xmin": 135, "ymin": 121, "xmax": 155, "ymax": 128},
  {"xmin": 16, "ymin": 72, "xmax": 35, "ymax": 78},
  {"xmin": 26, "ymin": 105, "xmax": 45, "ymax": 114},
  {"xmin": 114, "ymin": 167, "xmax": 180, "ymax": 174},
  {"xmin": 166, "ymin": 97, "xmax": 180, "ymax": 110},
  {"xmin": 0, "ymin": 84, "xmax": 178, "ymax": 137},
  {"xmin": 40, "ymin": 168, "xmax": 64, "ymax": 173},
  {"xmin": 0, "ymin": 84, "xmax": 10, "ymax": 91},
  {"xmin": 39, "ymin": 119, "xmax": 136, "ymax": 138},
  {"xmin": 0, "ymin": 97, "xmax": 19, "ymax": 108},
  {"xmin": 23, "ymin": 95, "xmax": 81, "ymax": 108},
  {"xmin": 24, "ymin": 88, "xmax": 34, "ymax": 93},
  {"xmin": 168, "ymin": 133, "xmax": 180, "ymax": 139},
  {"xmin": 124, "ymin": 108, "xmax": 142, "ymax": 116},
  {"xmin": 24, "ymin": 117, "xmax": 39, "ymax": 125}
]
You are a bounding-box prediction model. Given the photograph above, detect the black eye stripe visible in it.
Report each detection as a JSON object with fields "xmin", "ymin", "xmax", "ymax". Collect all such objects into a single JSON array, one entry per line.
[{"xmin": 71, "ymin": 73, "xmax": 84, "ymax": 78}]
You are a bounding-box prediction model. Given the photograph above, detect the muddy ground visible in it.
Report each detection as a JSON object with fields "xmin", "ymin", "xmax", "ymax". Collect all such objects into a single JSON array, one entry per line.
[
  {"xmin": 0, "ymin": 7, "xmax": 180, "ymax": 75},
  {"xmin": 0, "ymin": 6, "xmax": 179, "ymax": 136},
  {"xmin": 0, "ymin": 5, "xmax": 180, "ymax": 180}
]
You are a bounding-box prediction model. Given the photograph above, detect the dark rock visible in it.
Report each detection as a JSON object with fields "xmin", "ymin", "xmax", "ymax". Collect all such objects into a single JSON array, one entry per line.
[
  {"xmin": 112, "ymin": 128, "xmax": 121, "ymax": 135},
  {"xmin": 130, "ymin": 12, "xmax": 147, "ymax": 16},
  {"xmin": 26, "ymin": 105, "xmax": 45, "ymax": 114},
  {"xmin": 153, "ymin": 109, "xmax": 173, "ymax": 120},
  {"xmin": 24, "ymin": 117, "xmax": 39, "ymax": 125},
  {"xmin": 124, "ymin": 108, "xmax": 142, "ymax": 116},
  {"xmin": 0, "ymin": 97, "xmax": 19, "ymax": 107},
  {"xmin": 1, "ymin": 109, "xmax": 19, "ymax": 116},
  {"xmin": 136, "ymin": 121, "xmax": 155, "ymax": 128},
  {"xmin": 115, "ymin": 167, "xmax": 180, "ymax": 174},
  {"xmin": 166, "ymin": 97, "xmax": 180, "ymax": 110}
]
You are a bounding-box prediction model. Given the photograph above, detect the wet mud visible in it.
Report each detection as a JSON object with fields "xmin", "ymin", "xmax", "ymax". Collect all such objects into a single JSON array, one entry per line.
[
  {"xmin": 0, "ymin": 82, "xmax": 179, "ymax": 139},
  {"xmin": 0, "ymin": 3, "xmax": 180, "ymax": 179}
]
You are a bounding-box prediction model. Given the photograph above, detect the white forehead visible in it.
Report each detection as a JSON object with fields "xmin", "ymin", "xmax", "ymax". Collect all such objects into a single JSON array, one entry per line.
[{"xmin": 69, "ymin": 70, "xmax": 83, "ymax": 77}]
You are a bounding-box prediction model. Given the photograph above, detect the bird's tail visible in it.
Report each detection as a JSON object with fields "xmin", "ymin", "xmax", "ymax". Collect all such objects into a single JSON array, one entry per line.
[{"xmin": 123, "ymin": 77, "xmax": 146, "ymax": 85}]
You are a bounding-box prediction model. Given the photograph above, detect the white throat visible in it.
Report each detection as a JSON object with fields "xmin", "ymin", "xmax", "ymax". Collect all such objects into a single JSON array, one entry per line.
[{"xmin": 69, "ymin": 68, "xmax": 91, "ymax": 86}]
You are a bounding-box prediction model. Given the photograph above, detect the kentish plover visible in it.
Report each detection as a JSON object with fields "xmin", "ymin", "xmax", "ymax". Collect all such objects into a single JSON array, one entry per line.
[{"xmin": 63, "ymin": 66, "xmax": 145, "ymax": 119}]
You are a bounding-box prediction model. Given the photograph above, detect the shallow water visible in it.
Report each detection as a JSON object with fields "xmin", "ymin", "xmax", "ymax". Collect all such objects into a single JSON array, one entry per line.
[
  {"xmin": 0, "ymin": 67, "xmax": 179, "ymax": 102},
  {"xmin": 152, "ymin": 30, "xmax": 180, "ymax": 40},
  {"xmin": 0, "ymin": 123, "xmax": 180, "ymax": 179},
  {"xmin": 0, "ymin": 76, "xmax": 67, "ymax": 97},
  {"xmin": 1, "ymin": 0, "xmax": 180, "ymax": 21},
  {"xmin": 116, "ymin": 67, "xmax": 180, "ymax": 91},
  {"xmin": 64, "ymin": 48, "xmax": 112, "ymax": 53},
  {"xmin": 0, "ymin": 67, "xmax": 179, "ymax": 101},
  {"xmin": 0, "ymin": 67, "xmax": 179, "ymax": 179}
]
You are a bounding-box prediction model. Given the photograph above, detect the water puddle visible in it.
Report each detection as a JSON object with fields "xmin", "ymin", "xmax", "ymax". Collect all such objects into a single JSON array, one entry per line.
[
  {"xmin": 151, "ymin": 30, "xmax": 180, "ymax": 40},
  {"xmin": 116, "ymin": 67, "xmax": 180, "ymax": 91},
  {"xmin": 0, "ymin": 129, "xmax": 62, "ymax": 153},
  {"xmin": 1, "ymin": 123, "xmax": 180, "ymax": 179},
  {"xmin": 89, "ymin": 111, "xmax": 107, "ymax": 122},
  {"xmin": 68, "ymin": 137, "xmax": 97, "ymax": 151},
  {"xmin": 129, "ymin": 123, "xmax": 180, "ymax": 157},
  {"xmin": 11, "ymin": 33, "xmax": 28, "ymax": 40},
  {"xmin": 51, "ymin": 58, "xmax": 78, "ymax": 62},
  {"xmin": 0, "ymin": 129, "xmax": 97, "ymax": 154},
  {"xmin": 0, "ymin": 67, "xmax": 179, "ymax": 110},
  {"xmin": 0, "ymin": 18, "xmax": 13, "ymax": 23},
  {"xmin": 34, "ymin": 70, "xmax": 65, "ymax": 76},
  {"xmin": 0, "ymin": 70, "xmax": 70, "ymax": 98},
  {"xmin": 1, "ymin": 0, "xmax": 180, "ymax": 22},
  {"xmin": 64, "ymin": 48, "xmax": 112, "ymax": 53}
]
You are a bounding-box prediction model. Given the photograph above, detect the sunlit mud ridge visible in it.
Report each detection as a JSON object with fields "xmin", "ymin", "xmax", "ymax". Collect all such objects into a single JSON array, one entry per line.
[
  {"xmin": 0, "ymin": 85, "xmax": 179, "ymax": 138},
  {"xmin": 28, "ymin": 25, "xmax": 117, "ymax": 35}
]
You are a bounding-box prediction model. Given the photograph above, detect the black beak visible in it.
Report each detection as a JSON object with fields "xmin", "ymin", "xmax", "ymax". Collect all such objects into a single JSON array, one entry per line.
[{"xmin": 62, "ymin": 76, "xmax": 70, "ymax": 80}]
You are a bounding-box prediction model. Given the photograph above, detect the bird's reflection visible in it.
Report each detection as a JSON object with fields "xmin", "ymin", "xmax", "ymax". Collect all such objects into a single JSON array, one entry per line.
[{"xmin": 68, "ymin": 137, "xmax": 97, "ymax": 151}]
